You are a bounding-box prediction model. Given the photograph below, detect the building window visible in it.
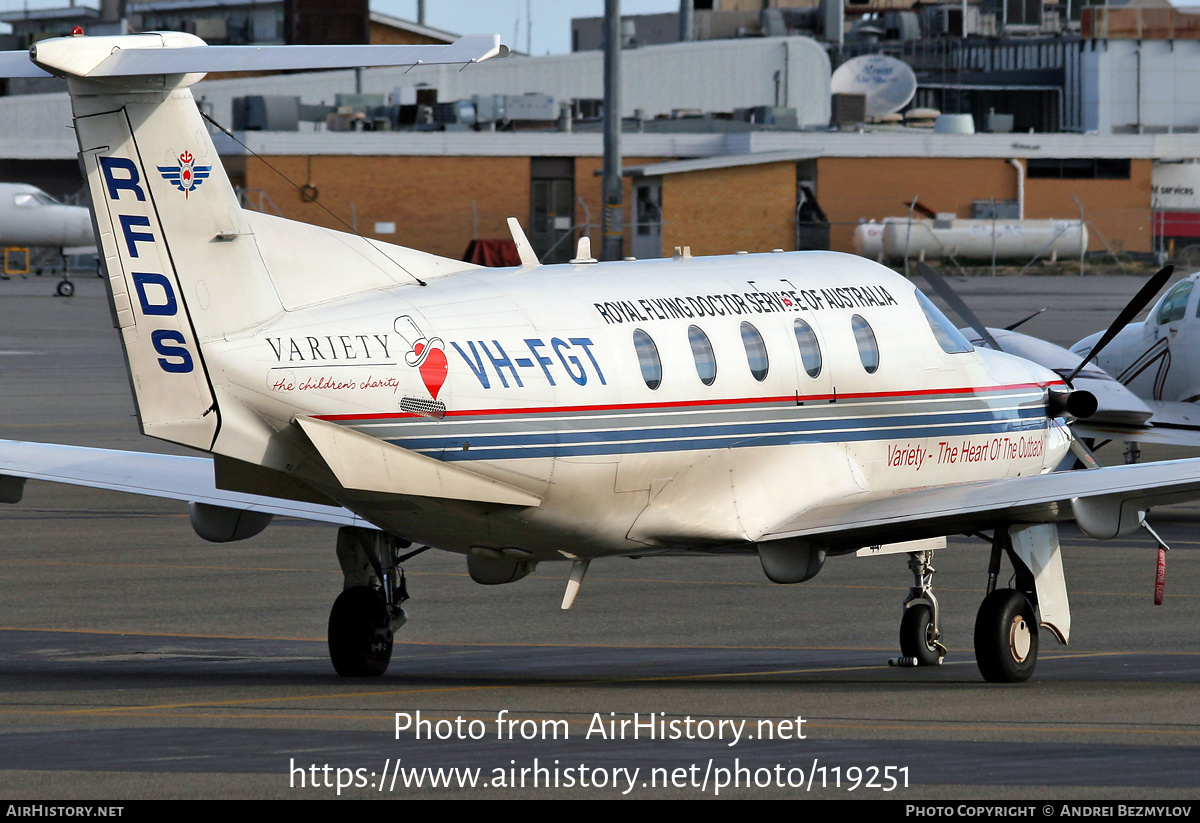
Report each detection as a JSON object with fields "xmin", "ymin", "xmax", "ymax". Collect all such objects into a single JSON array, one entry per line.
[
  {"xmin": 688, "ymin": 325, "xmax": 717, "ymax": 386},
  {"xmin": 792, "ymin": 319, "xmax": 823, "ymax": 378},
  {"xmin": 852, "ymin": 315, "xmax": 880, "ymax": 374},
  {"xmin": 740, "ymin": 322, "xmax": 769, "ymax": 382},
  {"xmin": 633, "ymin": 329, "xmax": 662, "ymax": 390},
  {"xmin": 1026, "ymin": 158, "xmax": 1131, "ymax": 180}
]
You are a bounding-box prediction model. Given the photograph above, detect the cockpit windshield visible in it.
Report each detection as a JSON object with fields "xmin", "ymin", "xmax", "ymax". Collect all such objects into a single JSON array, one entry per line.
[{"xmin": 915, "ymin": 289, "xmax": 974, "ymax": 354}]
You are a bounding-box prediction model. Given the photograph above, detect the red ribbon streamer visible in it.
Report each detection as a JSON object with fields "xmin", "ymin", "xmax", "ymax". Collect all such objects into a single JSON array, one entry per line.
[{"xmin": 1154, "ymin": 546, "xmax": 1167, "ymax": 606}]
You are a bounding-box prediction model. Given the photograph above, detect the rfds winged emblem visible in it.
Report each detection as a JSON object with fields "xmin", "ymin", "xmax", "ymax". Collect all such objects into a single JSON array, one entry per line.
[{"xmin": 157, "ymin": 150, "xmax": 211, "ymax": 199}]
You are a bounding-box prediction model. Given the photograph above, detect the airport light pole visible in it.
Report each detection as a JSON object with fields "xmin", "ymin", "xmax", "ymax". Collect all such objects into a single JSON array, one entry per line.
[{"xmin": 601, "ymin": 0, "xmax": 624, "ymax": 262}]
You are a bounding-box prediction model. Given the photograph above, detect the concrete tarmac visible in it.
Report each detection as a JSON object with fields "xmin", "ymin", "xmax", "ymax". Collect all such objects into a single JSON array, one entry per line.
[{"xmin": 1, "ymin": 273, "xmax": 1199, "ymax": 799}]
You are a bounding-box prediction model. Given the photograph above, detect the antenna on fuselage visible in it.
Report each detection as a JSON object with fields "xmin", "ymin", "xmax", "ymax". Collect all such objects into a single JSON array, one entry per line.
[{"xmin": 507, "ymin": 217, "xmax": 541, "ymax": 267}]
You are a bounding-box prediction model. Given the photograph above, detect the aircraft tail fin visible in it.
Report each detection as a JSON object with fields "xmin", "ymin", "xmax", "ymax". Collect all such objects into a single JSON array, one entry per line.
[{"xmin": 8, "ymin": 32, "xmax": 502, "ymax": 452}]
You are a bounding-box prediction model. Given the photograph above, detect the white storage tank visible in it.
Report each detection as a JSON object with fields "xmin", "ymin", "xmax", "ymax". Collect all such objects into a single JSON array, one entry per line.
[{"xmin": 877, "ymin": 218, "xmax": 1088, "ymax": 262}]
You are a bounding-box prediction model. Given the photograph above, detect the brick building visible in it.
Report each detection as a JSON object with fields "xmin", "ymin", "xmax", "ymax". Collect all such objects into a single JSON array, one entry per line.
[{"xmin": 222, "ymin": 129, "xmax": 1171, "ymax": 262}]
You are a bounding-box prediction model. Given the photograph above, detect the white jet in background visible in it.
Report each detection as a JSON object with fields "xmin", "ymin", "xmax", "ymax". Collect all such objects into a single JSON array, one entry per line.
[
  {"xmin": 0, "ymin": 182, "xmax": 97, "ymax": 294},
  {"xmin": 0, "ymin": 183, "xmax": 95, "ymax": 250}
]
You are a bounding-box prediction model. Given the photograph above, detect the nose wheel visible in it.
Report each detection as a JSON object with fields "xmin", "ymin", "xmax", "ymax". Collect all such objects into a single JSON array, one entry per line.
[
  {"xmin": 899, "ymin": 603, "xmax": 944, "ymax": 666},
  {"xmin": 892, "ymin": 550, "xmax": 947, "ymax": 667}
]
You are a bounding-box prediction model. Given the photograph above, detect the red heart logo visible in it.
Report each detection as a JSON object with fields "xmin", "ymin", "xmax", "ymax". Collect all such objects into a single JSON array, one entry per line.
[{"xmin": 418, "ymin": 347, "xmax": 448, "ymax": 399}]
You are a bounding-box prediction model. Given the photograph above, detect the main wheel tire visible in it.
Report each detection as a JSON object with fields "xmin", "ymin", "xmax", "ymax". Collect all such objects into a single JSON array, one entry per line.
[
  {"xmin": 55, "ymin": 280, "xmax": 74, "ymax": 297},
  {"xmin": 899, "ymin": 603, "xmax": 941, "ymax": 666},
  {"xmin": 974, "ymin": 589, "xmax": 1038, "ymax": 683},
  {"xmin": 328, "ymin": 586, "xmax": 393, "ymax": 677}
]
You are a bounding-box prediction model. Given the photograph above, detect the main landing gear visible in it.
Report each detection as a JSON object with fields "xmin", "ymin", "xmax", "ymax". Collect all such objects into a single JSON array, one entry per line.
[
  {"xmin": 328, "ymin": 526, "xmax": 413, "ymax": 677},
  {"xmin": 974, "ymin": 588, "xmax": 1038, "ymax": 683},
  {"xmin": 973, "ymin": 528, "xmax": 1045, "ymax": 683},
  {"xmin": 893, "ymin": 525, "xmax": 1068, "ymax": 683}
]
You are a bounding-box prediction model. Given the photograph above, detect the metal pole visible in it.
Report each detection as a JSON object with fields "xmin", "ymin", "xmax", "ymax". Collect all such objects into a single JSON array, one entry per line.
[
  {"xmin": 601, "ymin": 0, "xmax": 624, "ymax": 262},
  {"xmin": 679, "ymin": 0, "xmax": 694, "ymax": 42}
]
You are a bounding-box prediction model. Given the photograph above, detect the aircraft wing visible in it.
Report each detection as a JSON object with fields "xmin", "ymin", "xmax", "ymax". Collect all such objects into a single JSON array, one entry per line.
[
  {"xmin": 762, "ymin": 457, "xmax": 1200, "ymax": 550},
  {"xmin": 1073, "ymin": 400, "xmax": 1200, "ymax": 449},
  {"xmin": 0, "ymin": 439, "xmax": 369, "ymax": 527}
]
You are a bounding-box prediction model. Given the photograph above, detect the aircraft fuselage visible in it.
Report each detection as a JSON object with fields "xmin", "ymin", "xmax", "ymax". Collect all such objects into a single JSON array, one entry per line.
[{"xmin": 211, "ymin": 251, "xmax": 1071, "ymax": 559}]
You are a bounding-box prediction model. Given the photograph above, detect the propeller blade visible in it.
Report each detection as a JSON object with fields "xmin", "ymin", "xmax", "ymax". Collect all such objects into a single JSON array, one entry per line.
[
  {"xmin": 916, "ymin": 261, "xmax": 1002, "ymax": 351},
  {"xmin": 1005, "ymin": 307, "xmax": 1048, "ymax": 331},
  {"xmin": 1064, "ymin": 265, "xmax": 1174, "ymax": 386}
]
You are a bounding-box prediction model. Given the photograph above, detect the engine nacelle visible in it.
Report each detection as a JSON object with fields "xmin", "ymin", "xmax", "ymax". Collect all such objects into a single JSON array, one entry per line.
[
  {"xmin": 188, "ymin": 501, "xmax": 274, "ymax": 543},
  {"xmin": 1071, "ymin": 494, "xmax": 1145, "ymax": 539}
]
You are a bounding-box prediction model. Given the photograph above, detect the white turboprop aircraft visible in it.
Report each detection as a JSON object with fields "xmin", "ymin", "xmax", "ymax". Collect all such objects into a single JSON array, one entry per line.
[
  {"xmin": 3, "ymin": 31, "xmax": 1200, "ymax": 684},
  {"xmin": 1067, "ymin": 272, "xmax": 1200, "ymax": 449}
]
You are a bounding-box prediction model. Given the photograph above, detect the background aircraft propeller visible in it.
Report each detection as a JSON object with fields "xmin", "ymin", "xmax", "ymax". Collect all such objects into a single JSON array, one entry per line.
[{"xmin": 1063, "ymin": 264, "xmax": 1174, "ymax": 386}]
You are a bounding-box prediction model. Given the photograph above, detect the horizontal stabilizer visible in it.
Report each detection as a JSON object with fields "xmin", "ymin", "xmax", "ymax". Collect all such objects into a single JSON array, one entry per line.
[
  {"xmin": 14, "ymin": 32, "xmax": 503, "ymax": 80},
  {"xmin": 295, "ymin": 417, "xmax": 542, "ymax": 507},
  {"xmin": 0, "ymin": 439, "xmax": 368, "ymax": 527}
]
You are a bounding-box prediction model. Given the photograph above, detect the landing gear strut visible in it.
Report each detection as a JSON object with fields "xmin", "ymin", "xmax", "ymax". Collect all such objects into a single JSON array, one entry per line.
[
  {"xmin": 328, "ymin": 526, "xmax": 411, "ymax": 677},
  {"xmin": 973, "ymin": 529, "xmax": 1041, "ymax": 683},
  {"xmin": 893, "ymin": 550, "xmax": 947, "ymax": 666}
]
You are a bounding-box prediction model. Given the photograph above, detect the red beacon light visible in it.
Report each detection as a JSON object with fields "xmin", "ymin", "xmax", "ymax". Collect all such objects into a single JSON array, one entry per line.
[{"xmin": 71, "ymin": 26, "xmax": 84, "ymax": 36}]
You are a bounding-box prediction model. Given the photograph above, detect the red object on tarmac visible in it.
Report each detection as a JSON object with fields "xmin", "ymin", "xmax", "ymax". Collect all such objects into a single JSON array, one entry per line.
[{"xmin": 1154, "ymin": 545, "xmax": 1167, "ymax": 606}]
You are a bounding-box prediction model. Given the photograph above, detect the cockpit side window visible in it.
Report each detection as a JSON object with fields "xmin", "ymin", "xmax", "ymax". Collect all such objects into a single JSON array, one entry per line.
[
  {"xmin": 1157, "ymin": 280, "xmax": 1193, "ymax": 325},
  {"xmin": 12, "ymin": 192, "xmax": 57, "ymax": 208},
  {"xmin": 915, "ymin": 289, "xmax": 974, "ymax": 354}
]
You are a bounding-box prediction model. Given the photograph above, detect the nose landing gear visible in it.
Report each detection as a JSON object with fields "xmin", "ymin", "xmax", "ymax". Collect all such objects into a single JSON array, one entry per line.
[{"xmin": 893, "ymin": 550, "xmax": 947, "ymax": 667}]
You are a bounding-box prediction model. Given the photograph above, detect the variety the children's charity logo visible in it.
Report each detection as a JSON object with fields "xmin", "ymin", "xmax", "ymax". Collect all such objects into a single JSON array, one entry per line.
[
  {"xmin": 394, "ymin": 315, "xmax": 448, "ymax": 400},
  {"xmin": 157, "ymin": 150, "xmax": 211, "ymax": 199}
]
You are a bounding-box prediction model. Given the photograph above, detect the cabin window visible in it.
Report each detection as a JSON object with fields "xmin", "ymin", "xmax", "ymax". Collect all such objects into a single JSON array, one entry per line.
[
  {"xmin": 792, "ymin": 319, "xmax": 823, "ymax": 378},
  {"xmin": 915, "ymin": 289, "xmax": 974, "ymax": 354},
  {"xmin": 740, "ymin": 322, "xmax": 769, "ymax": 382},
  {"xmin": 633, "ymin": 329, "xmax": 662, "ymax": 390},
  {"xmin": 688, "ymin": 325, "xmax": 717, "ymax": 386},
  {"xmin": 1157, "ymin": 280, "xmax": 1194, "ymax": 325},
  {"xmin": 852, "ymin": 315, "xmax": 880, "ymax": 374}
]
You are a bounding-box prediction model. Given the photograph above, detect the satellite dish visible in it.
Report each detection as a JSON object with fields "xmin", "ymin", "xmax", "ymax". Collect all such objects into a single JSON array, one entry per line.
[{"xmin": 831, "ymin": 55, "xmax": 918, "ymax": 118}]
